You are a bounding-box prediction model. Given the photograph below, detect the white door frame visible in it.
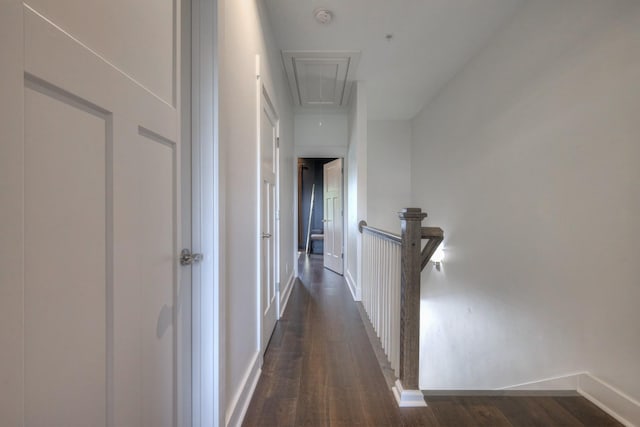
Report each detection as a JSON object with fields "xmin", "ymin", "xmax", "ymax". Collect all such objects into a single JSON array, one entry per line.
[
  {"xmin": 257, "ymin": 57, "xmax": 281, "ymax": 356},
  {"xmin": 180, "ymin": 0, "xmax": 193, "ymax": 425},
  {"xmin": 190, "ymin": 0, "xmax": 221, "ymax": 426},
  {"xmin": 293, "ymin": 149, "xmax": 348, "ymax": 278}
]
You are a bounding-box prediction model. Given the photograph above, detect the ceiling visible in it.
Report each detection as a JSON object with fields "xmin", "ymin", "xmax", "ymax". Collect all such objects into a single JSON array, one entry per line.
[
  {"xmin": 263, "ymin": 0, "xmax": 524, "ymax": 120},
  {"xmin": 282, "ymin": 50, "xmax": 360, "ymax": 108}
]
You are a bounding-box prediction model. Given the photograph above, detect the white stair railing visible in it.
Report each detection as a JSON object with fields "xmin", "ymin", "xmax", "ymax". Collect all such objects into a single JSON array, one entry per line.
[
  {"xmin": 361, "ymin": 225, "xmax": 402, "ymax": 376},
  {"xmin": 359, "ymin": 209, "xmax": 444, "ymax": 407}
]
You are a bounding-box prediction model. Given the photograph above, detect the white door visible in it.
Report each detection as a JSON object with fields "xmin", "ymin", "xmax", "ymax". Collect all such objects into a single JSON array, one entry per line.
[
  {"xmin": 323, "ymin": 159, "xmax": 344, "ymax": 274},
  {"xmin": 0, "ymin": 2, "xmax": 188, "ymax": 426},
  {"xmin": 260, "ymin": 86, "xmax": 279, "ymax": 354}
]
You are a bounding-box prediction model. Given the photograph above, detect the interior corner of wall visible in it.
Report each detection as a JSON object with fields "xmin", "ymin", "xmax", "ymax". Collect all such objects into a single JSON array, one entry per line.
[{"xmin": 578, "ymin": 373, "xmax": 640, "ymax": 427}]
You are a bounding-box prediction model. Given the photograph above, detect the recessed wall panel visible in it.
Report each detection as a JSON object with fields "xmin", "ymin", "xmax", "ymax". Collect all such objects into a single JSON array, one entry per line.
[
  {"xmin": 24, "ymin": 83, "xmax": 108, "ymax": 426},
  {"xmin": 138, "ymin": 133, "xmax": 175, "ymax": 427},
  {"xmin": 298, "ymin": 61, "xmax": 339, "ymax": 104},
  {"xmin": 113, "ymin": 128, "xmax": 176, "ymax": 427},
  {"xmin": 25, "ymin": 0, "xmax": 175, "ymax": 104},
  {"xmin": 283, "ymin": 51, "xmax": 360, "ymax": 108}
]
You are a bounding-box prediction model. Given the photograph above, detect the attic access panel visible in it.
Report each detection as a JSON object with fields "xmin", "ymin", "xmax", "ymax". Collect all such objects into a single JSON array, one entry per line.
[{"xmin": 282, "ymin": 51, "xmax": 360, "ymax": 108}]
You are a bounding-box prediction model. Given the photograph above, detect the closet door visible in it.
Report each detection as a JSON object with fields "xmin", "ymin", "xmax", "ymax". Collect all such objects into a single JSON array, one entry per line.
[{"xmin": 0, "ymin": 1, "xmax": 187, "ymax": 426}]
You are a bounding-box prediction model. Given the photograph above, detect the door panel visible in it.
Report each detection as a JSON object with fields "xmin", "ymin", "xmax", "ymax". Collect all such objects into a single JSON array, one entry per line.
[
  {"xmin": 24, "ymin": 81, "xmax": 108, "ymax": 427},
  {"xmin": 261, "ymin": 180, "xmax": 274, "ymax": 306},
  {"xmin": 24, "ymin": 0, "xmax": 175, "ymax": 103},
  {"xmin": 323, "ymin": 159, "xmax": 343, "ymax": 274},
  {"xmin": 260, "ymin": 87, "xmax": 278, "ymax": 354},
  {"xmin": 1, "ymin": 2, "xmax": 185, "ymax": 426},
  {"xmin": 113, "ymin": 129, "xmax": 177, "ymax": 427}
]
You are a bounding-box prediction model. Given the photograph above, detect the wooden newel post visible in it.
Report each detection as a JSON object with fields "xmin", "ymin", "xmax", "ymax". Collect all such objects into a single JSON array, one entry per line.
[{"xmin": 393, "ymin": 208, "xmax": 428, "ymax": 407}]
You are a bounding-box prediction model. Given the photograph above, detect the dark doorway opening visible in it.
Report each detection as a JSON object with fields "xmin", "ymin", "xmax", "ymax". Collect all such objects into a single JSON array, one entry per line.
[{"xmin": 297, "ymin": 157, "xmax": 337, "ymax": 254}]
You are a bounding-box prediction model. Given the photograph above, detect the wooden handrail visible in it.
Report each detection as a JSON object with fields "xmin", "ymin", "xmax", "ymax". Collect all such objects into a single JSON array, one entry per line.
[
  {"xmin": 358, "ymin": 209, "xmax": 443, "ymax": 407},
  {"xmin": 420, "ymin": 227, "xmax": 444, "ymax": 270},
  {"xmin": 421, "ymin": 226, "xmax": 444, "ymax": 239}
]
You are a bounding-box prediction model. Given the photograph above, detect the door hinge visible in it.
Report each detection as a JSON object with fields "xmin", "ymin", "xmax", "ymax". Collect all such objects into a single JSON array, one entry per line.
[
  {"xmin": 276, "ymin": 137, "xmax": 280, "ymax": 148},
  {"xmin": 180, "ymin": 248, "xmax": 203, "ymax": 266}
]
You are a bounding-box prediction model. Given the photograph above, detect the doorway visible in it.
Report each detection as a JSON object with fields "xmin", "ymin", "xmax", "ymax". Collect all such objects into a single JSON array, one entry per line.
[
  {"xmin": 298, "ymin": 158, "xmax": 332, "ymax": 254},
  {"xmin": 297, "ymin": 157, "xmax": 344, "ymax": 274}
]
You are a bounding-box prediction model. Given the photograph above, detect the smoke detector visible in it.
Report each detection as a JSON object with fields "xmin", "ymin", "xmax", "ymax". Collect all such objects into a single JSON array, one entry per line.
[{"xmin": 314, "ymin": 8, "xmax": 333, "ymax": 25}]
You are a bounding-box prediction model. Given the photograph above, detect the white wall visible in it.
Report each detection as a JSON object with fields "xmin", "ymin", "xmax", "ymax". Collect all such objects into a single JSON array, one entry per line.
[
  {"xmin": 218, "ymin": 0, "xmax": 293, "ymax": 425},
  {"xmin": 411, "ymin": 0, "xmax": 640, "ymax": 410},
  {"xmin": 294, "ymin": 112, "xmax": 348, "ymax": 157},
  {"xmin": 279, "ymin": 113, "xmax": 295, "ymax": 299},
  {"xmin": 367, "ymin": 120, "xmax": 412, "ymax": 234},
  {"xmin": 346, "ymin": 82, "xmax": 367, "ymax": 299},
  {"xmin": 346, "ymin": 124, "xmax": 357, "ymax": 291}
]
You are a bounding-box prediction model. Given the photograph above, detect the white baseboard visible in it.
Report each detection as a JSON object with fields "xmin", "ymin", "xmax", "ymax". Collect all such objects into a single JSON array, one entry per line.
[
  {"xmin": 499, "ymin": 371, "xmax": 639, "ymax": 426},
  {"xmin": 279, "ymin": 271, "xmax": 295, "ymax": 317},
  {"xmin": 393, "ymin": 379, "xmax": 427, "ymax": 407},
  {"xmin": 345, "ymin": 269, "xmax": 359, "ymax": 301},
  {"xmin": 500, "ymin": 372, "xmax": 582, "ymax": 391},
  {"xmin": 225, "ymin": 352, "xmax": 261, "ymax": 427},
  {"xmin": 578, "ymin": 373, "xmax": 640, "ymax": 427}
]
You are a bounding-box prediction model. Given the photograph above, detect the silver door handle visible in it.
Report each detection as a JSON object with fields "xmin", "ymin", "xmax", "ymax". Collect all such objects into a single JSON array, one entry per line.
[
  {"xmin": 180, "ymin": 248, "xmax": 203, "ymax": 266},
  {"xmin": 261, "ymin": 233, "xmax": 272, "ymax": 239}
]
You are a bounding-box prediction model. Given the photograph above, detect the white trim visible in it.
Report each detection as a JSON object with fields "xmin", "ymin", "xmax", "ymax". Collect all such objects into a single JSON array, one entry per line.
[
  {"xmin": 256, "ymin": 53, "xmax": 263, "ymax": 354},
  {"xmin": 578, "ymin": 373, "xmax": 640, "ymax": 427},
  {"xmin": 191, "ymin": 0, "xmax": 220, "ymax": 426},
  {"xmin": 225, "ymin": 352, "xmax": 261, "ymax": 427},
  {"xmin": 282, "ymin": 50, "xmax": 360, "ymax": 109},
  {"xmin": 499, "ymin": 372, "xmax": 582, "ymax": 391},
  {"xmin": 422, "ymin": 390, "xmax": 579, "ymax": 397},
  {"xmin": 279, "ymin": 270, "xmax": 296, "ymax": 317},
  {"xmin": 178, "ymin": 0, "xmax": 193, "ymax": 425},
  {"xmin": 345, "ymin": 269, "xmax": 359, "ymax": 301},
  {"xmin": 257, "ymin": 64, "xmax": 281, "ymax": 355},
  {"xmin": 436, "ymin": 372, "xmax": 640, "ymax": 426},
  {"xmin": 393, "ymin": 380, "xmax": 427, "ymax": 407},
  {"xmin": 275, "ymin": 123, "xmax": 281, "ymax": 322}
]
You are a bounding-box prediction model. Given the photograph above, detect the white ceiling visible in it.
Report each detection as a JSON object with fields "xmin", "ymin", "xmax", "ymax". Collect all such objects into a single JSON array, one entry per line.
[
  {"xmin": 282, "ymin": 50, "xmax": 360, "ymax": 108},
  {"xmin": 263, "ymin": 0, "xmax": 524, "ymax": 120}
]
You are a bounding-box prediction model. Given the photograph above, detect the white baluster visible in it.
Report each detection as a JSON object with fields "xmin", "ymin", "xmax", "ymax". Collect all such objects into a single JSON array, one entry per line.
[{"xmin": 360, "ymin": 231, "xmax": 403, "ymax": 378}]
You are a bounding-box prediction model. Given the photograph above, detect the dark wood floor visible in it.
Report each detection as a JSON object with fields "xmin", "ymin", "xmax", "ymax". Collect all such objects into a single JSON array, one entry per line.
[{"xmin": 243, "ymin": 255, "xmax": 621, "ymax": 427}]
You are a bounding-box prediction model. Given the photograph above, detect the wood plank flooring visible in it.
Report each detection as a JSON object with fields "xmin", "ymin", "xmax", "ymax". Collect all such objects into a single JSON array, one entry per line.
[{"xmin": 242, "ymin": 255, "xmax": 622, "ymax": 427}]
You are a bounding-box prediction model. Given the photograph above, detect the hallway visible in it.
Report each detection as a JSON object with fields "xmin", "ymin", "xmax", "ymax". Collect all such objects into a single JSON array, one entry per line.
[{"xmin": 242, "ymin": 255, "xmax": 621, "ymax": 427}]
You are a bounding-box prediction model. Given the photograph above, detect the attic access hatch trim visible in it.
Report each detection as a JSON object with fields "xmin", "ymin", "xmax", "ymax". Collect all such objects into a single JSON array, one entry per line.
[{"xmin": 282, "ymin": 50, "xmax": 361, "ymax": 109}]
